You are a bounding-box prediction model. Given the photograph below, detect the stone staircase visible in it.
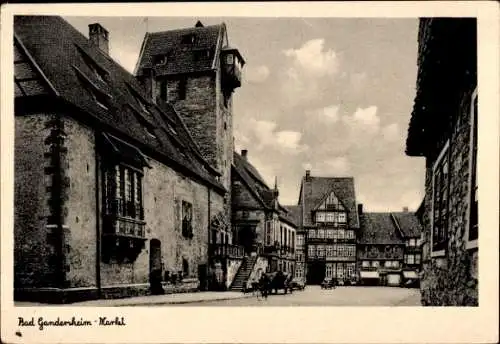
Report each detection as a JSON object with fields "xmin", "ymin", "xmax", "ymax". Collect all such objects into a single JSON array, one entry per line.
[{"xmin": 230, "ymin": 256, "xmax": 258, "ymax": 291}]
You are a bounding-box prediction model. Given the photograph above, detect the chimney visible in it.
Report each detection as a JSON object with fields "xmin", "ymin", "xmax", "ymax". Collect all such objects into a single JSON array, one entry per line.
[
  {"xmin": 403, "ymin": 207, "xmax": 409, "ymax": 213},
  {"xmin": 358, "ymin": 204, "xmax": 363, "ymax": 215},
  {"xmin": 305, "ymin": 170, "xmax": 311, "ymax": 181},
  {"xmin": 241, "ymin": 149, "xmax": 248, "ymax": 160},
  {"xmin": 89, "ymin": 23, "xmax": 109, "ymax": 54}
]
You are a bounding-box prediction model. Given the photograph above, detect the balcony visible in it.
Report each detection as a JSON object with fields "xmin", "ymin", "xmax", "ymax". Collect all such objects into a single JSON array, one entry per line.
[
  {"xmin": 103, "ymin": 215, "xmax": 146, "ymax": 239},
  {"xmin": 209, "ymin": 244, "xmax": 245, "ymax": 259}
]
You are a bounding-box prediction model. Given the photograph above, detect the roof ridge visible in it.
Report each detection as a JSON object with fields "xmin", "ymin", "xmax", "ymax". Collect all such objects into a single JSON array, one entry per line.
[
  {"xmin": 14, "ymin": 34, "xmax": 60, "ymax": 97},
  {"xmin": 148, "ymin": 23, "xmax": 223, "ymax": 36}
]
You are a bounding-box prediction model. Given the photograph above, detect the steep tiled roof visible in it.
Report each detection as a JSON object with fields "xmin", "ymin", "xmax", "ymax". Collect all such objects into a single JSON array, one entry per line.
[
  {"xmin": 392, "ymin": 212, "xmax": 422, "ymax": 238},
  {"xmin": 283, "ymin": 205, "xmax": 300, "ymax": 228},
  {"xmin": 406, "ymin": 18, "xmax": 477, "ymax": 157},
  {"xmin": 135, "ymin": 23, "xmax": 223, "ymax": 76},
  {"xmin": 14, "ymin": 16, "xmax": 224, "ymax": 192},
  {"xmin": 232, "ymin": 152, "xmax": 292, "ymax": 216},
  {"xmin": 301, "ymin": 176, "xmax": 359, "ymax": 228},
  {"xmin": 358, "ymin": 213, "xmax": 404, "ymax": 245},
  {"xmin": 232, "ymin": 152, "xmax": 267, "ymax": 208}
]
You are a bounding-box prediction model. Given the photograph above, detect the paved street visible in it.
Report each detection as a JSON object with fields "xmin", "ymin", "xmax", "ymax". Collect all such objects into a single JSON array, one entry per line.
[{"xmin": 169, "ymin": 286, "xmax": 422, "ymax": 307}]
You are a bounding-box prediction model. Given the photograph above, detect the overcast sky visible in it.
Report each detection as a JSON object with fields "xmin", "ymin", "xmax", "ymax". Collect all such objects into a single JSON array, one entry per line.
[{"xmin": 65, "ymin": 16, "xmax": 425, "ymax": 212}]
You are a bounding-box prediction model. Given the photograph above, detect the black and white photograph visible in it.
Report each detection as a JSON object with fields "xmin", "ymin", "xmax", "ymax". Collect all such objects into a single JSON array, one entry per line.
[{"xmin": 1, "ymin": 2, "xmax": 499, "ymax": 344}]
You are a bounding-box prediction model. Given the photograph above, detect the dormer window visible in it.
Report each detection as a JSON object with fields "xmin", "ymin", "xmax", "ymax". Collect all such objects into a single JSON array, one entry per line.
[
  {"xmin": 75, "ymin": 44, "xmax": 109, "ymax": 84},
  {"xmin": 181, "ymin": 33, "xmax": 196, "ymax": 44},
  {"xmin": 73, "ymin": 65, "xmax": 112, "ymax": 110},
  {"xmin": 194, "ymin": 49, "xmax": 212, "ymax": 61},
  {"xmin": 153, "ymin": 54, "xmax": 167, "ymax": 66},
  {"xmin": 126, "ymin": 83, "xmax": 152, "ymax": 115}
]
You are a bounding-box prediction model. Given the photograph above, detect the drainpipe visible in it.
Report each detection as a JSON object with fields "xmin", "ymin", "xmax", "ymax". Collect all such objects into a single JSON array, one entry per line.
[{"xmin": 95, "ymin": 142, "xmax": 102, "ymax": 298}]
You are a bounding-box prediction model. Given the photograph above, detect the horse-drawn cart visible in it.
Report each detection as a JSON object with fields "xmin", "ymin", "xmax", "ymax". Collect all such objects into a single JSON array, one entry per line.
[{"xmin": 259, "ymin": 271, "xmax": 293, "ymax": 297}]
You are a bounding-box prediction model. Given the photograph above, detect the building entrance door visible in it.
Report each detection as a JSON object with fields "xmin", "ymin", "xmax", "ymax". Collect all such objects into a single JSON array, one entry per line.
[
  {"xmin": 239, "ymin": 226, "xmax": 256, "ymax": 255},
  {"xmin": 307, "ymin": 261, "xmax": 325, "ymax": 285},
  {"xmin": 149, "ymin": 239, "xmax": 163, "ymax": 294}
]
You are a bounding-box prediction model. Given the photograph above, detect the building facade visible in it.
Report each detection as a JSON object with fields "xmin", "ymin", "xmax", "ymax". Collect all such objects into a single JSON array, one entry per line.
[
  {"xmin": 405, "ymin": 18, "xmax": 478, "ymax": 305},
  {"xmin": 230, "ymin": 150, "xmax": 297, "ymax": 290},
  {"xmin": 13, "ymin": 16, "xmax": 243, "ymax": 302},
  {"xmin": 296, "ymin": 171, "xmax": 360, "ymax": 285},
  {"xmin": 357, "ymin": 206, "xmax": 422, "ymax": 286}
]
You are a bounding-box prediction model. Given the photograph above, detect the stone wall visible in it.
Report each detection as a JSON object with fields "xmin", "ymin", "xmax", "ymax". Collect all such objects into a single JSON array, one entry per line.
[
  {"xmin": 63, "ymin": 117, "xmax": 97, "ymax": 288},
  {"xmin": 420, "ymin": 86, "xmax": 478, "ymax": 306},
  {"xmin": 15, "ymin": 114, "xmax": 53, "ymax": 288},
  {"xmin": 246, "ymin": 256, "xmax": 269, "ymax": 289},
  {"xmin": 164, "ymin": 74, "xmax": 218, "ymax": 169},
  {"xmin": 17, "ymin": 112, "xmax": 225, "ymax": 294},
  {"xmin": 225, "ymin": 259, "xmax": 243, "ymax": 288}
]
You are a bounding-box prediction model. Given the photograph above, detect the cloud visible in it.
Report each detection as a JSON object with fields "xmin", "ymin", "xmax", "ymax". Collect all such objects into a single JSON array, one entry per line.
[
  {"xmin": 342, "ymin": 106, "xmax": 381, "ymax": 135},
  {"xmin": 110, "ymin": 47, "xmax": 139, "ymax": 74},
  {"xmin": 284, "ymin": 39, "xmax": 339, "ymax": 76},
  {"xmin": 382, "ymin": 123, "xmax": 400, "ymax": 142},
  {"xmin": 244, "ymin": 65, "xmax": 270, "ymax": 83},
  {"xmin": 279, "ymin": 39, "xmax": 340, "ymax": 106},
  {"xmin": 308, "ymin": 105, "xmax": 340, "ymax": 123},
  {"xmin": 250, "ymin": 119, "xmax": 308, "ymax": 154},
  {"xmin": 325, "ymin": 157, "xmax": 350, "ymax": 175},
  {"xmin": 348, "ymin": 72, "xmax": 368, "ymax": 92}
]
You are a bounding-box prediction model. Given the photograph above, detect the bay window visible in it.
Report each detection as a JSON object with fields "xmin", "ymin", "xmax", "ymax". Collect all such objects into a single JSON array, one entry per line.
[{"xmin": 103, "ymin": 163, "xmax": 144, "ymax": 235}]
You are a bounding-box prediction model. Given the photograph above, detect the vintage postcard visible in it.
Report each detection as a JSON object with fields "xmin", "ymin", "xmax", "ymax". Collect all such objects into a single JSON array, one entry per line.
[{"xmin": 1, "ymin": 1, "xmax": 498, "ymax": 343}]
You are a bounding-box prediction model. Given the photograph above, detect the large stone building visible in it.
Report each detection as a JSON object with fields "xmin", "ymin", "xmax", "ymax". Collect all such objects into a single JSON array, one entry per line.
[
  {"xmin": 357, "ymin": 206, "xmax": 422, "ymax": 286},
  {"xmin": 13, "ymin": 16, "xmax": 245, "ymax": 302},
  {"xmin": 296, "ymin": 171, "xmax": 360, "ymax": 285},
  {"xmin": 405, "ymin": 18, "xmax": 478, "ymax": 305}
]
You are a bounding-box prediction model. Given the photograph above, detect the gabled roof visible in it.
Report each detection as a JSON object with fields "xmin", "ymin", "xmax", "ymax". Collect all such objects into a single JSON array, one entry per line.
[
  {"xmin": 391, "ymin": 212, "xmax": 422, "ymax": 238},
  {"xmin": 232, "ymin": 152, "xmax": 267, "ymax": 209},
  {"xmin": 300, "ymin": 176, "xmax": 359, "ymax": 228},
  {"xmin": 232, "ymin": 152, "xmax": 290, "ymax": 213},
  {"xmin": 135, "ymin": 22, "xmax": 224, "ymax": 77},
  {"xmin": 283, "ymin": 205, "xmax": 300, "ymax": 228},
  {"xmin": 14, "ymin": 16, "xmax": 224, "ymax": 193},
  {"xmin": 358, "ymin": 213, "xmax": 404, "ymax": 245}
]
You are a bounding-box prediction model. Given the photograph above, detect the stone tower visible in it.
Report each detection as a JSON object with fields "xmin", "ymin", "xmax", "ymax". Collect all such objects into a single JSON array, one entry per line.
[{"xmin": 135, "ymin": 21, "xmax": 245, "ymax": 219}]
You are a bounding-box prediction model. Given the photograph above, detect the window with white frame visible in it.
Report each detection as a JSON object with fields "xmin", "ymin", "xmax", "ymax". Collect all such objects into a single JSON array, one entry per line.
[
  {"xmin": 309, "ymin": 229, "xmax": 317, "ymax": 239},
  {"xmin": 406, "ymin": 254, "xmax": 415, "ymax": 264},
  {"xmin": 338, "ymin": 212, "xmax": 347, "ymax": 223},
  {"xmin": 347, "ymin": 263, "xmax": 355, "ymax": 278},
  {"xmin": 372, "ymin": 261, "xmax": 380, "ymax": 268},
  {"xmin": 326, "ymin": 245, "xmax": 334, "ymax": 257},
  {"xmin": 317, "ymin": 245, "xmax": 325, "ymax": 257},
  {"xmin": 326, "ymin": 229, "xmax": 334, "ymax": 239},
  {"xmin": 432, "ymin": 140, "xmax": 450, "ymax": 252},
  {"xmin": 338, "ymin": 229, "xmax": 345, "ymax": 240},
  {"xmin": 308, "ymin": 245, "xmax": 316, "ymax": 257},
  {"xmin": 362, "ymin": 261, "xmax": 370, "ymax": 268},
  {"xmin": 265, "ymin": 221, "xmax": 272, "ymax": 246},
  {"xmin": 317, "ymin": 229, "xmax": 325, "ymax": 239},
  {"xmin": 315, "ymin": 212, "xmax": 326, "ymax": 222},
  {"xmin": 297, "ymin": 234, "xmax": 304, "ymax": 246},
  {"xmin": 325, "ymin": 264, "xmax": 333, "ymax": 277},
  {"xmin": 468, "ymin": 90, "xmax": 478, "ymax": 243}
]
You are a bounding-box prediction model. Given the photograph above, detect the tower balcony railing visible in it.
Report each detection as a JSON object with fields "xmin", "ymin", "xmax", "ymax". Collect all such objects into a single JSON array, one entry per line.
[{"xmin": 209, "ymin": 243, "xmax": 245, "ymax": 259}]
